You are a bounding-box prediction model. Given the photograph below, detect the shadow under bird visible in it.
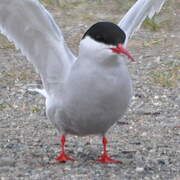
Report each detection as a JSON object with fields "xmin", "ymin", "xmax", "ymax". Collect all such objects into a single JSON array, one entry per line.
[{"xmin": 0, "ymin": 0, "xmax": 166, "ymax": 163}]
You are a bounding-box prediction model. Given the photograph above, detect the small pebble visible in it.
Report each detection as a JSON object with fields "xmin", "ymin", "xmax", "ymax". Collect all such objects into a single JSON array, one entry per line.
[{"xmin": 136, "ymin": 167, "xmax": 144, "ymax": 172}]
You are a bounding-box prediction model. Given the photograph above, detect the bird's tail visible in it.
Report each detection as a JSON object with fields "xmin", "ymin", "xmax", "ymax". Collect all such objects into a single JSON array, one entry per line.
[{"xmin": 28, "ymin": 88, "xmax": 48, "ymax": 98}]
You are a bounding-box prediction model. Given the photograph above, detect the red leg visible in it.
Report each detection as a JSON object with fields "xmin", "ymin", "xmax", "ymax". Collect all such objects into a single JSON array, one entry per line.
[
  {"xmin": 96, "ymin": 137, "xmax": 122, "ymax": 163},
  {"xmin": 55, "ymin": 135, "xmax": 75, "ymax": 162}
]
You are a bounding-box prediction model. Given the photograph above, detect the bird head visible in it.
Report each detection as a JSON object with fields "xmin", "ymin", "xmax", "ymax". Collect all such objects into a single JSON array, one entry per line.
[{"xmin": 79, "ymin": 22, "xmax": 134, "ymax": 61}]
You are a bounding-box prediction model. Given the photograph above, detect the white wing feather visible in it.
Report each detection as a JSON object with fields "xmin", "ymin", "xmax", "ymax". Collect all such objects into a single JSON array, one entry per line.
[
  {"xmin": 118, "ymin": 0, "xmax": 166, "ymax": 45},
  {"xmin": 0, "ymin": 0, "xmax": 76, "ymax": 95}
]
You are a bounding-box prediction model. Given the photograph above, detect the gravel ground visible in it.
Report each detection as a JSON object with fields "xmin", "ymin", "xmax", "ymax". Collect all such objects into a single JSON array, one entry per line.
[{"xmin": 0, "ymin": 0, "xmax": 179, "ymax": 179}]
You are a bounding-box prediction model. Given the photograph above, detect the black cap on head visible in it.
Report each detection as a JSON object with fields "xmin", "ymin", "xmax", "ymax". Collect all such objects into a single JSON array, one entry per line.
[{"xmin": 82, "ymin": 22, "xmax": 126, "ymax": 46}]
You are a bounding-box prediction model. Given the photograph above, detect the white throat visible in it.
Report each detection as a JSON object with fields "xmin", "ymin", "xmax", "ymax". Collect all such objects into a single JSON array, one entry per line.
[{"xmin": 79, "ymin": 36, "xmax": 126, "ymax": 65}]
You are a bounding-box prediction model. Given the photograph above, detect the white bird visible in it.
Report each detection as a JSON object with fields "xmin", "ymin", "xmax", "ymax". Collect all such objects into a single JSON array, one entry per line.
[{"xmin": 0, "ymin": 0, "xmax": 166, "ymax": 163}]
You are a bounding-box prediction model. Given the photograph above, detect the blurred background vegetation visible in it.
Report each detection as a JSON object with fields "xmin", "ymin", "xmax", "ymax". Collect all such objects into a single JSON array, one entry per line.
[{"xmin": 40, "ymin": 0, "xmax": 178, "ymax": 32}]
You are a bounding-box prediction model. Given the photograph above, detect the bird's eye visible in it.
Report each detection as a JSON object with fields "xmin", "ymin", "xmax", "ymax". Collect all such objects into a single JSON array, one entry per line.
[{"xmin": 95, "ymin": 35, "xmax": 105, "ymax": 42}]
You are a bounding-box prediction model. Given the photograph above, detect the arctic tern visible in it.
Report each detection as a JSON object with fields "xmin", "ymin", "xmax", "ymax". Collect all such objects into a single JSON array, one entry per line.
[{"xmin": 0, "ymin": 0, "xmax": 166, "ymax": 163}]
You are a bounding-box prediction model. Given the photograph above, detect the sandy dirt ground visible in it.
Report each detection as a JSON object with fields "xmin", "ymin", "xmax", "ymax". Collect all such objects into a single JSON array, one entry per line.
[{"xmin": 0, "ymin": 0, "xmax": 179, "ymax": 179}]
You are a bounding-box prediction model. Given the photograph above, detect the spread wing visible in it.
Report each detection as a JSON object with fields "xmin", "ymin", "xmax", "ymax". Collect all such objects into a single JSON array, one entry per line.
[
  {"xmin": 0, "ymin": 0, "xmax": 76, "ymax": 95},
  {"xmin": 118, "ymin": 0, "xmax": 166, "ymax": 45}
]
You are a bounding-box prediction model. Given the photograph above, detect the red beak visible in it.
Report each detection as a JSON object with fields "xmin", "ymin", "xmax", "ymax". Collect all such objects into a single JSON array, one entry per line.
[{"xmin": 111, "ymin": 44, "xmax": 134, "ymax": 61}]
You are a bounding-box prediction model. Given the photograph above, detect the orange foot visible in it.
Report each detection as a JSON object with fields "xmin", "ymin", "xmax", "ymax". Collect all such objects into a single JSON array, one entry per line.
[
  {"xmin": 55, "ymin": 135, "xmax": 75, "ymax": 162},
  {"xmin": 96, "ymin": 153, "xmax": 122, "ymax": 163},
  {"xmin": 55, "ymin": 152, "xmax": 75, "ymax": 162},
  {"xmin": 96, "ymin": 137, "xmax": 122, "ymax": 163}
]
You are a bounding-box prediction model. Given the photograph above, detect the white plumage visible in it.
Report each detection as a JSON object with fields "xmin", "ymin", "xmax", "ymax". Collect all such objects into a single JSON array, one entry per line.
[
  {"xmin": 119, "ymin": 0, "xmax": 166, "ymax": 45},
  {"xmin": 0, "ymin": 0, "xmax": 166, "ymax": 163}
]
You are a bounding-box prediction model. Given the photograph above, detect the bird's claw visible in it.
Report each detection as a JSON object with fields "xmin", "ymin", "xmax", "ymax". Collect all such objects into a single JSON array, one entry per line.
[
  {"xmin": 96, "ymin": 153, "xmax": 122, "ymax": 163},
  {"xmin": 55, "ymin": 152, "xmax": 75, "ymax": 162}
]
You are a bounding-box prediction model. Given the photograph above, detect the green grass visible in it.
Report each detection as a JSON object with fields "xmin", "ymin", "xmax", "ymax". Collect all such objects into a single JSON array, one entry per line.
[
  {"xmin": 32, "ymin": 106, "xmax": 41, "ymax": 113},
  {"xmin": 0, "ymin": 104, "xmax": 7, "ymax": 111},
  {"xmin": 143, "ymin": 16, "xmax": 172, "ymax": 31},
  {"xmin": 3, "ymin": 72, "xmax": 27, "ymax": 81},
  {"xmin": 143, "ymin": 39, "xmax": 163, "ymax": 47},
  {"xmin": 0, "ymin": 35, "xmax": 15, "ymax": 49},
  {"xmin": 40, "ymin": 0, "xmax": 85, "ymax": 9},
  {"xmin": 148, "ymin": 62, "xmax": 180, "ymax": 88},
  {"xmin": 143, "ymin": 17, "xmax": 161, "ymax": 31}
]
